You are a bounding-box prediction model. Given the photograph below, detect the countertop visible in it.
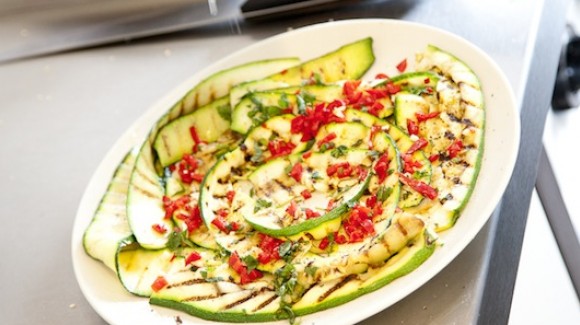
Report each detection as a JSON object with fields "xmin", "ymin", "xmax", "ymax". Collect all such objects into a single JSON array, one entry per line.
[{"xmin": 0, "ymin": 0, "xmax": 573, "ymax": 324}]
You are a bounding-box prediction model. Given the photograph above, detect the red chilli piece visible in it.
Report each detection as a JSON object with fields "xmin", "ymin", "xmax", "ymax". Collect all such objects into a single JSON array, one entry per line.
[
  {"xmin": 257, "ymin": 234, "xmax": 283, "ymax": 264},
  {"xmin": 212, "ymin": 216, "xmax": 234, "ymax": 233},
  {"xmin": 267, "ymin": 139, "xmax": 296, "ymax": 159},
  {"xmin": 406, "ymin": 138, "xmax": 428, "ymax": 155},
  {"xmin": 318, "ymin": 237, "xmax": 330, "ymax": 250},
  {"xmin": 189, "ymin": 126, "xmax": 206, "ymax": 152},
  {"xmin": 286, "ymin": 200, "xmax": 298, "ymax": 218},
  {"xmin": 226, "ymin": 190, "xmax": 236, "ymax": 204},
  {"xmin": 447, "ymin": 139, "xmax": 464, "ymax": 159},
  {"xmin": 373, "ymin": 153, "xmax": 390, "ymax": 183},
  {"xmin": 407, "ymin": 119, "xmax": 419, "ymax": 136},
  {"xmin": 385, "ymin": 82, "xmax": 401, "ymax": 95},
  {"xmin": 375, "ymin": 72, "xmax": 389, "ymax": 79},
  {"xmin": 396, "ymin": 58, "xmax": 408, "ymax": 72},
  {"xmin": 151, "ymin": 276, "xmax": 168, "ymax": 292},
  {"xmin": 185, "ymin": 252, "xmax": 202, "ymax": 266},
  {"xmin": 416, "ymin": 111, "xmax": 440, "ymax": 123},
  {"xmin": 399, "ymin": 173, "xmax": 438, "ymax": 200},
  {"xmin": 305, "ymin": 208, "xmax": 321, "ymax": 219},
  {"xmin": 301, "ymin": 189, "xmax": 312, "ymax": 199},
  {"xmin": 289, "ymin": 163, "xmax": 303, "ymax": 182},
  {"xmin": 152, "ymin": 224, "xmax": 167, "ymax": 234},
  {"xmin": 402, "ymin": 154, "xmax": 423, "ymax": 174},
  {"xmin": 228, "ymin": 252, "xmax": 263, "ymax": 284},
  {"xmin": 317, "ymin": 132, "xmax": 337, "ymax": 147}
]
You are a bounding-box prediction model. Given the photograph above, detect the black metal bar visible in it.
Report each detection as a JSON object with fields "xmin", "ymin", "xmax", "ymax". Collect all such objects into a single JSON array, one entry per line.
[
  {"xmin": 476, "ymin": 0, "xmax": 571, "ymax": 324},
  {"xmin": 535, "ymin": 145, "xmax": 580, "ymax": 299}
]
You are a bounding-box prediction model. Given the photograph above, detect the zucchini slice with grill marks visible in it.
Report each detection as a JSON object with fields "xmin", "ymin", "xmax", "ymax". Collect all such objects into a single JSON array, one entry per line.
[
  {"xmin": 231, "ymin": 84, "xmax": 344, "ymax": 135},
  {"xmin": 127, "ymin": 58, "xmax": 297, "ymax": 249},
  {"xmin": 83, "ymin": 151, "xmax": 135, "ymax": 271},
  {"xmin": 244, "ymin": 149, "xmax": 372, "ymax": 238},
  {"xmin": 406, "ymin": 45, "xmax": 485, "ymax": 231},
  {"xmin": 343, "ymin": 109, "xmax": 432, "ymax": 208}
]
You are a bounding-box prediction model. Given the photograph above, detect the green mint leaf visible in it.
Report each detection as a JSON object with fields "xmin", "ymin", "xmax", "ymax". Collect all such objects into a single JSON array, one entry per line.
[
  {"xmin": 376, "ymin": 186, "xmax": 393, "ymax": 202},
  {"xmin": 254, "ymin": 198, "xmax": 272, "ymax": 213},
  {"xmin": 217, "ymin": 104, "xmax": 231, "ymax": 122},
  {"xmin": 330, "ymin": 145, "xmax": 348, "ymax": 158},
  {"xmin": 242, "ymin": 255, "xmax": 259, "ymax": 271}
]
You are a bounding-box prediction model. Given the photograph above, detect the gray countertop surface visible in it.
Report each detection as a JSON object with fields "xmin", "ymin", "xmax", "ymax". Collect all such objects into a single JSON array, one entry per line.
[{"xmin": 0, "ymin": 0, "xmax": 568, "ymax": 324}]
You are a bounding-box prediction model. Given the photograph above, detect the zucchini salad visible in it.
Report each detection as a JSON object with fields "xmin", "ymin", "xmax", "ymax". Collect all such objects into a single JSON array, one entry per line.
[{"xmin": 83, "ymin": 37, "xmax": 484, "ymax": 323}]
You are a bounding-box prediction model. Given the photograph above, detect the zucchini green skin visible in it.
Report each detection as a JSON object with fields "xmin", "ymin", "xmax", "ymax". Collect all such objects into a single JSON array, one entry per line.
[
  {"xmin": 147, "ymin": 227, "xmax": 434, "ymax": 323},
  {"xmin": 292, "ymin": 232, "xmax": 435, "ymax": 316},
  {"xmin": 412, "ymin": 44, "xmax": 485, "ymax": 231},
  {"xmin": 269, "ymin": 37, "xmax": 375, "ymax": 85},
  {"xmin": 127, "ymin": 58, "xmax": 299, "ymax": 249},
  {"xmin": 231, "ymin": 84, "xmax": 344, "ymax": 135},
  {"xmin": 82, "ymin": 151, "xmax": 135, "ymax": 271},
  {"xmin": 342, "ymin": 109, "xmax": 432, "ymax": 208},
  {"xmin": 389, "ymin": 71, "xmax": 440, "ymax": 89},
  {"xmin": 153, "ymin": 96, "xmax": 232, "ymax": 168},
  {"xmin": 150, "ymin": 299, "xmax": 286, "ymax": 323}
]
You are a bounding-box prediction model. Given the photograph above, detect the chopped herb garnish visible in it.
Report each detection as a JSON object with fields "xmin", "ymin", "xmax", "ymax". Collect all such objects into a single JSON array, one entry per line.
[
  {"xmin": 353, "ymin": 139, "xmax": 364, "ymax": 147},
  {"xmin": 367, "ymin": 150, "xmax": 380, "ymax": 159},
  {"xmin": 305, "ymin": 265, "xmax": 318, "ymax": 277},
  {"xmin": 302, "ymin": 91, "xmax": 317, "ymax": 104},
  {"xmin": 311, "ymin": 170, "xmax": 323, "ymax": 180},
  {"xmin": 278, "ymin": 93, "xmax": 290, "ymax": 109},
  {"xmin": 254, "ymin": 198, "xmax": 272, "ymax": 213},
  {"xmin": 330, "ymin": 145, "xmax": 348, "ymax": 158},
  {"xmin": 278, "ymin": 241, "xmax": 292, "ymax": 257},
  {"xmin": 242, "ymin": 255, "xmax": 259, "ymax": 271},
  {"xmin": 166, "ymin": 231, "xmax": 194, "ymax": 251},
  {"xmin": 250, "ymin": 146, "xmax": 263, "ymax": 163},
  {"xmin": 320, "ymin": 142, "xmax": 336, "ymax": 152},
  {"xmin": 296, "ymin": 95, "xmax": 306, "ymax": 115},
  {"xmin": 217, "ymin": 105, "xmax": 231, "ymax": 122},
  {"xmin": 376, "ymin": 186, "xmax": 393, "ymax": 202},
  {"xmin": 413, "ymin": 169, "xmax": 429, "ymax": 179}
]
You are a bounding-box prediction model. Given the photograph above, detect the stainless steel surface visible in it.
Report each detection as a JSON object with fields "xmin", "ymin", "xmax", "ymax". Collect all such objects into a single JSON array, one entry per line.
[
  {"xmin": 0, "ymin": 0, "xmax": 567, "ymax": 324},
  {"xmin": 0, "ymin": 0, "xmax": 243, "ymax": 62}
]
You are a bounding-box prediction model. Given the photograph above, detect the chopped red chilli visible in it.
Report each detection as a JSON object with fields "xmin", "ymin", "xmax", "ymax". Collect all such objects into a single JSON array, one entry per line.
[
  {"xmin": 177, "ymin": 154, "xmax": 201, "ymax": 184},
  {"xmin": 152, "ymin": 224, "xmax": 167, "ymax": 234},
  {"xmin": 289, "ymin": 163, "xmax": 303, "ymax": 182},
  {"xmin": 407, "ymin": 119, "xmax": 419, "ymax": 136},
  {"xmin": 399, "ymin": 173, "xmax": 438, "ymax": 200},
  {"xmin": 185, "ymin": 252, "xmax": 202, "ymax": 266},
  {"xmin": 151, "ymin": 276, "xmax": 168, "ymax": 292},
  {"xmin": 317, "ymin": 132, "xmax": 337, "ymax": 147},
  {"xmin": 402, "ymin": 154, "xmax": 423, "ymax": 174},
  {"xmin": 257, "ymin": 234, "xmax": 283, "ymax": 264},
  {"xmin": 286, "ymin": 200, "xmax": 298, "ymax": 218},
  {"xmin": 189, "ymin": 126, "xmax": 206, "ymax": 152},
  {"xmin": 229, "ymin": 252, "xmax": 263, "ymax": 284},
  {"xmin": 373, "ymin": 153, "xmax": 390, "ymax": 183},
  {"xmin": 447, "ymin": 139, "xmax": 464, "ymax": 158},
  {"xmin": 267, "ymin": 139, "xmax": 296, "ymax": 159},
  {"xmin": 305, "ymin": 208, "xmax": 321, "ymax": 219},
  {"xmin": 396, "ymin": 58, "xmax": 408, "ymax": 72},
  {"xmin": 226, "ymin": 190, "xmax": 236, "ymax": 204},
  {"xmin": 406, "ymin": 138, "xmax": 428, "ymax": 155},
  {"xmin": 175, "ymin": 204, "xmax": 203, "ymax": 233},
  {"xmin": 301, "ymin": 189, "xmax": 312, "ymax": 199},
  {"xmin": 343, "ymin": 205, "xmax": 375, "ymax": 243},
  {"xmin": 416, "ymin": 111, "xmax": 440, "ymax": 122},
  {"xmin": 318, "ymin": 237, "xmax": 330, "ymax": 250},
  {"xmin": 290, "ymin": 101, "xmax": 345, "ymax": 141}
]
